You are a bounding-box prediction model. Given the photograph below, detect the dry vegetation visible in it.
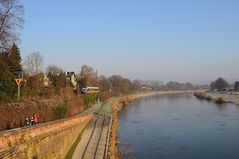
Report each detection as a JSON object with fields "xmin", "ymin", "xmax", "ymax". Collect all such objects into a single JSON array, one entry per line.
[
  {"xmin": 194, "ymin": 91, "xmax": 226, "ymax": 104},
  {"xmin": 0, "ymin": 89, "xmax": 86, "ymax": 131}
]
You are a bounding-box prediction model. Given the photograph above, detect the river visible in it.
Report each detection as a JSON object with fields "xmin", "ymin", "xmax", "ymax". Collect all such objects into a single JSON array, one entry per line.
[{"xmin": 118, "ymin": 93, "xmax": 239, "ymax": 159}]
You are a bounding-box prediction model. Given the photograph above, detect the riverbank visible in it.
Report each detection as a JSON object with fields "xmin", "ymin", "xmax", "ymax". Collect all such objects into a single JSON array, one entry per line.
[
  {"xmin": 194, "ymin": 91, "xmax": 239, "ymax": 105},
  {"xmin": 108, "ymin": 90, "xmax": 194, "ymax": 159}
]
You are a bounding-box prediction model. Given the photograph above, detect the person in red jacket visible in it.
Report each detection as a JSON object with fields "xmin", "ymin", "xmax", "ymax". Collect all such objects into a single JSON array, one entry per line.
[{"xmin": 33, "ymin": 113, "xmax": 38, "ymax": 125}]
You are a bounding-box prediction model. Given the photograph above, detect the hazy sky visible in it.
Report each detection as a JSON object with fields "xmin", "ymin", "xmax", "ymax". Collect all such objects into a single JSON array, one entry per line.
[{"xmin": 20, "ymin": 0, "xmax": 239, "ymax": 83}]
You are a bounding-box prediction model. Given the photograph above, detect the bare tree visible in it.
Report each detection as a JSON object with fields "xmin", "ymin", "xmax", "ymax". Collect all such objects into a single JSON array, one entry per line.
[
  {"xmin": 0, "ymin": 0, "xmax": 24, "ymax": 51},
  {"xmin": 108, "ymin": 75, "xmax": 131, "ymax": 95},
  {"xmin": 24, "ymin": 52, "xmax": 43, "ymax": 74},
  {"xmin": 98, "ymin": 75, "xmax": 110, "ymax": 91},
  {"xmin": 80, "ymin": 65, "xmax": 97, "ymax": 85},
  {"xmin": 210, "ymin": 78, "xmax": 229, "ymax": 91},
  {"xmin": 47, "ymin": 65, "xmax": 63, "ymax": 75}
]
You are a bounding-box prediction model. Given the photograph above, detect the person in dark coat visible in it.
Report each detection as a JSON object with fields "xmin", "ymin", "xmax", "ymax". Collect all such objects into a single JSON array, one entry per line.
[
  {"xmin": 30, "ymin": 116, "xmax": 34, "ymax": 125},
  {"xmin": 24, "ymin": 118, "xmax": 30, "ymax": 126}
]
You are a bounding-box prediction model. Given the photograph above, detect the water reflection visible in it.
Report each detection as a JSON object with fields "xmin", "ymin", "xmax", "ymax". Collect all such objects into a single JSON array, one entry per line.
[
  {"xmin": 215, "ymin": 104, "xmax": 228, "ymax": 110},
  {"xmin": 119, "ymin": 94, "xmax": 239, "ymax": 159}
]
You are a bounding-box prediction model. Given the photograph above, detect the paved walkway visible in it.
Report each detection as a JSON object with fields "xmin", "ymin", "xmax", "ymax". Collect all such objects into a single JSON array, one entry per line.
[
  {"xmin": 72, "ymin": 116, "xmax": 110, "ymax": 159},
  {"xmin": 72, "ymin": 99, "xmax": 114, "ymax": 159}
]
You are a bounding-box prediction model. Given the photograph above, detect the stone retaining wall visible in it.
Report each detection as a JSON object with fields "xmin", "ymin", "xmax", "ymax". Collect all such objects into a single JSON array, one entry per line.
[{"xmin": 0, "ymin": 114, "xmax": 92, "ymax": 159}]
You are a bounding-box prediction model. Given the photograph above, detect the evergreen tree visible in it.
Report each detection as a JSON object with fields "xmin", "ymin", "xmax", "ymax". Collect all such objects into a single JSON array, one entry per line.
[
  {"xmin": 0, "ymin": 71, "xmax": 16, "ymax": 101},
  {"xmin": 0, "ymin": 44, "xmax": 22, "ymax": 101},
  {"xmin": 8, "ymin": 43, "xmax": 22, "ymax": 75},
  {"xmin": 0, "ymin": 54, "xmax": 16, "ymax": 101}
]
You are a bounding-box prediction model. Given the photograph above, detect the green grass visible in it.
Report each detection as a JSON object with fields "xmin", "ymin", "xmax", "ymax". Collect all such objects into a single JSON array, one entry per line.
[{"xmin": 96, "ymin": 98, "xmax": 115, "ymax": 117}]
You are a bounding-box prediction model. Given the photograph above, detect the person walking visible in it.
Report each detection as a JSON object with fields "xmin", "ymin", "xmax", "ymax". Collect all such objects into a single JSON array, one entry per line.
[
  {"xmin": 24, "ymin": 118, "xmax": 30, "ymax": 126},
  {"xmin": 33, "ymin": 113, "xmax": 38, "ymax": 125},
  {"xmin": 30, "ymin": 116, "xmax": 34, "ymax": 125}
]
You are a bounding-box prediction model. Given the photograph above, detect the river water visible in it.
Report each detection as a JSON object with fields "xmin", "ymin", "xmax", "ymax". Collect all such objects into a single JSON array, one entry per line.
[{"xmin": 118, "ymin": 93, "xmax": 239, "ymax": 159}]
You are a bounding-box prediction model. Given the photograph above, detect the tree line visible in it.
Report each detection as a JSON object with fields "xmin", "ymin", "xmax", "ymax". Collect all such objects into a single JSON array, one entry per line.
[
  {"xmin": 0, "ymin": 41, "xmax": 143, "ymax": 101},
  {"xmin": 0, "ymin": 0, "xmax": 143, "ymax": 102},
  {"xmin": 2, "ymin": 0, "xmax": 223, "ymax": 103}
]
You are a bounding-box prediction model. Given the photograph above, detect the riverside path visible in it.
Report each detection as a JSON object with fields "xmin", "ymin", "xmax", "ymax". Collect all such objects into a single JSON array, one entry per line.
[{"xmin": 72, "ymin": 98, "xmax": 114, "ymax": 159}]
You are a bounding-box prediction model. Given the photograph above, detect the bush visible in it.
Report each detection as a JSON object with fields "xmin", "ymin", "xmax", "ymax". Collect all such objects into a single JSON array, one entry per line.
[
  {"xmin": 22, "ymin": 86, "xmax": 55, "ymax": 98},
  {"xmin": 215, "ymin": 97, "xmax": 225, "ymax": 104},
  {"xmin": 22, "ymin": 73, "xmax": 55, "ymax": 98},
  {"xmin": 194, "ymin": 92, "xmax": 205, "ymax": 99},
  {"xmin": 81, "ymin": 93, "xmax": 99, "ymax": 108},
  {"xmin": 53, "ymin": 101, "xmax": 68, "ymax": 119},
  {"xmin": 205, "ymin": 95, "xmax": 212, "ymax": 101},
  {"xmin": 98, "ymin": 91, "xmax": 112, "ymax": 102}
]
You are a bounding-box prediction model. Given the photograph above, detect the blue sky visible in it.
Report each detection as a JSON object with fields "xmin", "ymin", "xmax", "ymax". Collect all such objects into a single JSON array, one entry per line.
[{"xmin": 20, "ymin": 0, "xmax": 239, "ymax": 83}]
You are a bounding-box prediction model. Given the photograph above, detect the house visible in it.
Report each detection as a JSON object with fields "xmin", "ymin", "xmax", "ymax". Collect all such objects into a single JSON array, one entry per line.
[
  {"xmin": 43, "ymin": 73, "xmax": 50, "ymax": 87},
  {"xmin": 234, "ymin": 82, "xmax": 239, "ymax": 92}
]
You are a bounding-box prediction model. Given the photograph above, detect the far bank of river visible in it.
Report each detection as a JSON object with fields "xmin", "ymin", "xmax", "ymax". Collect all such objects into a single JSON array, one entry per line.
[
  {"xmin": 194, "ymin": 91, "xmax": 239, "ymax": 105},
  {"xmin": 108, "ymin": 91, "xmax": 194, "ymax": 159},
  {"xmin": 206, "ymin": 92, "xmax": 239, "ymax": 105},
  {"xmin": 118, "ymin": 92, "xmax": 239, "ymax": 159}
]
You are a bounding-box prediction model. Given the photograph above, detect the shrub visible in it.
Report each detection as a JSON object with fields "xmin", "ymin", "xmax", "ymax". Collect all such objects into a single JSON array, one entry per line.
[
  {"xmin": 81, "ymin": 93, "xmax": 99, "ymax": 108},
  {"xmin": 194, "ymin": 92, "xmax": 205, "ymax": 99},
  {"xmin": 98, "ymin": 91, "xmax": 112, "ymax": 102},
  {"xmin": 205, "ymin": 95, "xmax": 212, "ymax": 101},
  {"xmin": 53, "ymin": 101, "xmax": 68, "ymax": 119},
  {"xmin": 22, "ymin": 84, "xmax": 55, "ymax": 98},
  {"xmin": 215, "ymin": 97, "xmax": 225, "ymax": 104}
]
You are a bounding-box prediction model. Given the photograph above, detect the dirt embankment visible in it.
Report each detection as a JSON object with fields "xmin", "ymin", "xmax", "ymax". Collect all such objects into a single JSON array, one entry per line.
[
  {"xmin": 0, "ymin": 92, "xmax": 85, "ymax": 131},
  {"xmin": 108, "ymin": 98, "xmax": 121, "ymax": 159}
]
